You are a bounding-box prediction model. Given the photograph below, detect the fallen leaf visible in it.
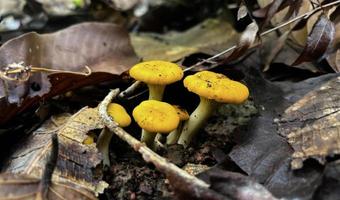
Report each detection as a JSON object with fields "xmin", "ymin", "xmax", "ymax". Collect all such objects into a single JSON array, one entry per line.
[
  {"xmin": 198, "ymin": 169, "xmax": 277, "ymax": 200},
  {"xmin": 0, "ymin": 173, "xmax": 97, "ymax": 200},
  {"xmin": 0, "ymin": 22, "xmax": 138, "ymax": 124},
  {"xmin": 223, "ymin": 21, "xmax": 259, "ymax": 63},
  {"xmin": 2, "ymin": 107, "xmax": 106, "ymax": 196},
  {"xmin": 227, "ymin": 52, "xmax": 339, "ymax": 199},
  {"xmin": 130, "ymin": 18, "xmax": 239, "ymax": 61},
  {"xmin": 0, "ymin": 0, "xmax": 25, "ymax": 16},
  {"xmin": 327, "ymin": 49, "xmax": 340, "ymax": 72},
  {"xmin": 237, "ymin": 2, "xmax": 248, "ymax": 21},
  {"xmin": 292, "ymin": 15, "xmax": 335, "ymax": 65},
  {"xmin": 313, "ymin": 160, "xmax": 340, "ymax": 199},
  {"xmin": 278, "ymin": 76, "xmax": 340, "ymax": 169}
]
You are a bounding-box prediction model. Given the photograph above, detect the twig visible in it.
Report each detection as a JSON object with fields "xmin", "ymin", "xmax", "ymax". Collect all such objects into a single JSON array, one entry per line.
[
  {"xmin": 98, "ymin": 90, "xmax": 209, "ymax": 190},
  {"xmin": 0, "ymin": 62, "xmax": 92, "ymax": 82},
  {"xmin": 35, "ymin": 134, "xmax": 59, "ymax": 200},
  {"xmin": 118, "ymin": 80, "xmax": 144, "ymax": 99},
  {"xmin": 184, "ymin": 0, "xmax": 340, "ymax": 72}
]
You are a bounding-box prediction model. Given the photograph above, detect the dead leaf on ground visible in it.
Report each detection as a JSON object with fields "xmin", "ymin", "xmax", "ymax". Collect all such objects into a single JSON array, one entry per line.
[
  {"xmin": 130, "ymin": 18, "xmax": 239, "ymax": 61},
  {"xmin": 278, "ymin": 76, "xmax": 340, "ymax": 169},
  {"xmin": 0, "ymin": 22, "xmax": 139, "ymax": 124},
  {"xmin": 2, "ymin": 107, "xmax": 107, "ymax": 196},
  {"xmin": 292, "ymin": 15, "xmax": 335, "ymax": 66},
  {"xmin": 225, "ymin": 52, "xmax": 339, "ymax": 199},
  {"xmin": 222, "ymin": 21, "xmax": 259, "ymax": 63},
  {"xmin": 0, "ymin": 173, "xmax": 96, "ymax": 200},
  {"xmin": 198, "ymin": 168, "xmax": 277, "ymax": 200}
]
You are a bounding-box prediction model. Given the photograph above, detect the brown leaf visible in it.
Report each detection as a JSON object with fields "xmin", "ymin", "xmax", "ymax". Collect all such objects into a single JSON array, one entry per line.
[
  {"xmin": 327, "ymin": 49, "xmax": 340, "ymax": 72},
  {"xmin": 2, "ymin": 107, "xmax": 107, "ymax": 196},
  {"xmin": 278, "ymin": 76, "xmax": 340, "ymax": 169},
  {"xmin": 237, "ymin": 2, "xmax": 248, "ymax": 21},
  {"xmin": 223, "ymin": 21, "xmax": 259, "ymax": 63},
  {"xmin": 0, "ymin": 22, "xmax": 138, "ymax": 124},
  {"xmin": 130, "ymin": 18, "xmax": 239, "ymax": 61},
  {"xmin": 0, "ymin": 173, "xmax": 96, "ymax": 200},
  {"xmin": 292, "ymin": 15, "xmax": 335, "ymax": 65}
]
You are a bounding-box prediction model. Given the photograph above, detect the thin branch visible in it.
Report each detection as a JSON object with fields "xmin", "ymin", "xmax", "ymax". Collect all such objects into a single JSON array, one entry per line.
[{"xmin": 0, "ymin": 62, "xmax": 92, "ymax": 82}]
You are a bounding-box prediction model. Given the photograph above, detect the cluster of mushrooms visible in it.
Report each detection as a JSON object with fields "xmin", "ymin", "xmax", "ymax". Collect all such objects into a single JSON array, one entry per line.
[{"xmin": 97, "ymin": 60, "xmax": 249, "ymax": 166}]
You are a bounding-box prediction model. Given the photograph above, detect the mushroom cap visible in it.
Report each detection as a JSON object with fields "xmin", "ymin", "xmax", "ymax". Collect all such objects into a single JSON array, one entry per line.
[
  {"xmin": 133, "ymin": 100, "xmax": 180, "ymax": 133},
  {"xmin": 107, "ymin": 103, "xmax": 131, "ymax": 127},
  {"xmin": 183, "ymin": 71, "xmax": 249, "ymax": 104},
  {"xmin": 172, "ymin": 105, "xmax": 189, "ymax": 121},
  {"xmin": 129, "ymin": 60, "xmax": 183, "ymax": 85}
]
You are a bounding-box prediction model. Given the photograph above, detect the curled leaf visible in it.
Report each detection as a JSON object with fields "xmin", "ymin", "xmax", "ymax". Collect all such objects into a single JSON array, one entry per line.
[
  {"xmin": 223, "ymin": 22, "xmax": 259, "ymax": 63},
  {"xmin": 237, "ymin": 3, "xmax": 248, "ymax": 21},
  {"xmin": 0, "ymin": 22, "xmax": 138, "ymax": 124},
  {"xmin": 292, "ymin": 15, "xmax": 335, "ymax": 65}
]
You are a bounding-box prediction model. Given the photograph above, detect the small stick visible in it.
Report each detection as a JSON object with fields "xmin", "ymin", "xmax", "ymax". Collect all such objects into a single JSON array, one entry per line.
[
  {"xmin": 35, "ymin": 134, "xmax": 59, "ymax": 200},
  {"xmin": 118, "ymin": 80, "xmax": 144, "ymax": 99}
]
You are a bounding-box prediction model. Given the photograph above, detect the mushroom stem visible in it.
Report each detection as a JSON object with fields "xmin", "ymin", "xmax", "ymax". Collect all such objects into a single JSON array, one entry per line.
[
  {"xmin": 141, "ymin": 130, "xmax": 157, "ymax": 147},
  {"xmin": 148, "ymin": 84, "xmax": 165, "ymax": 100},
  {"xmin": 97, "ymin": 128, "xmax": 113, "ymax": 166},
  {"xmin": 178, "ymin": 97, "xmax": 218, "ymax": 147},
  {"xmin": 166, "ymin": 122, "xmax": 184, "ymax": 145}
]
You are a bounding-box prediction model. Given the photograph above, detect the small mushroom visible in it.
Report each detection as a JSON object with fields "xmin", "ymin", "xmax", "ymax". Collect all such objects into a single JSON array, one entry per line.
[
  {"xmin": 133, "ymin": 100, "xmax": 180, "ymax": 147},
  {"xmin": 166, "ymin": 105, "xmax": 190, "ymax": 145},
  {"xmin": 177, "ymin": 71, "xmax": 249, "ymax": 147},
  {"xmin": 129, "ymin": 60, "xmax": 183, "ymax": 100},
  {"xmin": 97, "ymin": 103, "xmax": 131, "ymax": 166}
]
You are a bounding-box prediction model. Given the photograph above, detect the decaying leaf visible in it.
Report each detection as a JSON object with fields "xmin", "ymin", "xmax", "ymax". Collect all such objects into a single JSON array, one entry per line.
[
  {"xmin": 227, "ymin": 52, "xmax": 339, "ymax": 199},
  {"xmin": 2, "ymin": 107, "xmax": 106, "ymax": 196},
  {"xmin": 130, "ymin": 18, "xmax": 239, "ymax": 61},
  {"xmin": 278, "ymin": 76, "xmax": 340, "ymax": 169},
  {"xmin": 198, "ymin": 169, "xmax": 277, "ymax": 200},
  {"xmin": 0, "ymin": 173, "xmax": 96, "ymax": 200},
  {"xmin": 292, "ymin": 15, "xmax": 335, "ymax": 65},
  {"xmin": 0, "ymin": 0, "xmax": 25, "ymax": 16},
  {"xmin": 237, "ymin": 2, "xmax": 248, "ymax": 21},
  {"xmin": 223, "ymin": 21, "xmax": 259, "ymax": 63},
  {"xmin": 0, "ymin": 22, "xmax": 138, "ymax": 124}
]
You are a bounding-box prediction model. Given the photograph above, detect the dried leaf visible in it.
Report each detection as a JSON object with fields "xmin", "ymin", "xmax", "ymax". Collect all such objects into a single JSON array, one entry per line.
[
  {"xmin": 237, "ymin": 3, "xmax": 248, "ymax": 21},
  {"xmin": 2, "ymin": 107, "xmax": 106, "ymax": 196},
  {"xmin": 130, "ymin": 18, "xmax": 239, "ymax": 61},
  {"xmin": 228, "ymin": 53, "xmax": 339, "ymax": 199},
  {"xmin": 327, "ymin": 49, "xmax": 340, "ymax": 72},
  {"xmin": 292, "ymin": 15, "xmax": 335, "ymax": 65},
  {"xmin": 198, "ymin": 169, "xmax": 277, "ymax": 200},
  {"xmin": 0, "ymin": 173, "xmax": 96, "ymax": 200},
  {"xmin": 0, "ymin": 22, "xmax": 138, "ymax": 124},
  {"xmin": 278, "ymin": 76, "xmax": 340, "ymax": 169},
  {"xmin": 35, "ymin": 0, "xmax": 90, "ymax": 15},
  {"xmin": 263, "ymin": 30, "xmax": 291, "ymax": 71},
  {"xmin": 223, "ymin": 22, "xmax": 259, "ymax": 63}
]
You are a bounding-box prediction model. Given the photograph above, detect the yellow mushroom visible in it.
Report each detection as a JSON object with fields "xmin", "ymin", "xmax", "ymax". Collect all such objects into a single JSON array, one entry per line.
[
  {"xmin": 177, "ymin": 71, "xmax": 249, "ymax": 147},
  {"xmin": 129, "ymin": 60, "xmax": 183, "ymax": 100},
  {"xmin": 97, "ymin": 103, "xmax": 131, "ymax": 166},
  {"xmin": 166, "ymin": 105, "xmax": 190, "ymax": 145},
  {"xmin": 133, "ymin": 100, "xmax": 180, "ymax": 147}
]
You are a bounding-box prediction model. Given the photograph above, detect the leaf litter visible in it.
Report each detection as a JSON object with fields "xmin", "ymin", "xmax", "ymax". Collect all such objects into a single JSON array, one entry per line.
[{"xmin": 1, "ymin": 1, "xmax": 340, "ymax": 200}]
